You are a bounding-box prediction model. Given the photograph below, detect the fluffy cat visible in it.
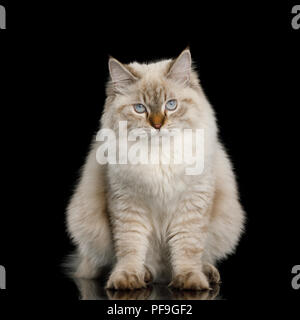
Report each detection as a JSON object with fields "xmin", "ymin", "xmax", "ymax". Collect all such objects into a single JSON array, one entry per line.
[{"xmin": 66, "ymin": 49, "xmax": 245, "ymax": 290}]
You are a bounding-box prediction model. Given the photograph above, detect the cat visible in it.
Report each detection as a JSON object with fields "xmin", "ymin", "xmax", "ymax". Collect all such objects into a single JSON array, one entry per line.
[{"xmin": 66, "ymin": 49, "xmax": 245, "ymax": 290}]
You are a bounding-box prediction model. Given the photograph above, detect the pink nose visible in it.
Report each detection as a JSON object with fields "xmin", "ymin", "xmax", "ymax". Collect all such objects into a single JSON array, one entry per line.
[{"xmin": 153, "ymin": 123, "xmax": 162, "ymax": 129}]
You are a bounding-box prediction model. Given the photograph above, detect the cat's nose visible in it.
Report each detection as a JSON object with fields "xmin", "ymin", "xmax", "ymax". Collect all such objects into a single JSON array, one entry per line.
[
  {"xmin": 153, "ymin": 123, "xmax": 162, "ymax": 129},
  {"xmin": 149, "ymin": 113, "xmax": 165, "ymax": 130}
]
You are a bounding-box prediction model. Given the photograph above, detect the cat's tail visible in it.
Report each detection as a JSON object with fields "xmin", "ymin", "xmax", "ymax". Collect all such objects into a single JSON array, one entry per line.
[
  {"xmin": 62, "ymin": 250, "xmax": 81, "ymax": 278},
  {"xmin": 62, "ymin": 248, "xmax": 114, "ymax": 280}
]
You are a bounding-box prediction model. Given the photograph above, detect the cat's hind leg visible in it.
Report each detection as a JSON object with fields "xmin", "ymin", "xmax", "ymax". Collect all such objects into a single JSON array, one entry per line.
[
  {"xmin": 66, "ymin": 148, "xmax": 114, "ymax": 279},
  {"xmin": 204, "ymin": 146, "xmax": 245, "ymax": 266}
]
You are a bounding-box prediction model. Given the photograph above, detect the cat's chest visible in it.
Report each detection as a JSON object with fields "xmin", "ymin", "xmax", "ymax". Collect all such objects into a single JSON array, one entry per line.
[
  {"xmin": 109, "ymin": 134, "xmax": 197, "ymax": 205},
  {"xmin": 110, "ymin": 162, "xmax": 187, "ymax": 202}
]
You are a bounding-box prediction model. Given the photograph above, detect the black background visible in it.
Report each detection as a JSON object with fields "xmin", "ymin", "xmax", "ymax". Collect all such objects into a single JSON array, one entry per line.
[{"xmin": 0, "ymin": 1, "xmax": 299, "ymax": 305}]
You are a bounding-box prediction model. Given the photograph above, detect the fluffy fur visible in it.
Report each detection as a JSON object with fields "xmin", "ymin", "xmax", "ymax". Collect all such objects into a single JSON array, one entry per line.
[{"xmin": 66, "ymin": 49, "xmax": 245, "ymax": 290}]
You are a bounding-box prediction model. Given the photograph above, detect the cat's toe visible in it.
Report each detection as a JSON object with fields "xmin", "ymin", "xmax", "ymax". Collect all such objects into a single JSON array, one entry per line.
[
  {"xmin": 203, "ymin": 263, "xmax": 221, "ymax": 283},
  {"xmin": 106, "ymin": 270, "xmax": 147, "ymax": 290},
  {"xmin": 203, "ymin": 263, "xmax": 221, "ymax": 284},
  {"xmin": 144, "ymin": 266, "xmax": 153, "ymax": 284},
  {"xmin": 169, "ymin": 271, "xmax": 210, "ymax": 291}
]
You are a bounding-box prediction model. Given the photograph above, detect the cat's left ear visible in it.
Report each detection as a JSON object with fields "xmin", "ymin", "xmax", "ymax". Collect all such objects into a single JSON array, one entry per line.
[{"xmin": 167, "ymin": 49, "xmax": 192, "ymax": 85}]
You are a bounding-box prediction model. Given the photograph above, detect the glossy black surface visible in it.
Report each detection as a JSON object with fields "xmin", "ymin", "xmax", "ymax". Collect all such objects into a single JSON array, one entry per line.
[{"xmin": 73, "ymin": 280, "xmax": 221, "ymax": 300}]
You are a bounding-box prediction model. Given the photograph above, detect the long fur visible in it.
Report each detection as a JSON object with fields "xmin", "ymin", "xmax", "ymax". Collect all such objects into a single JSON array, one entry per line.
[{"xmin": 66, "ymin": 50, "xmax": 245, "ymax": 290}]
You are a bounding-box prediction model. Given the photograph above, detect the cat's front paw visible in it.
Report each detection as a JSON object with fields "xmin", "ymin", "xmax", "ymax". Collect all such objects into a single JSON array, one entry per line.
[
  {"xmin": 106, "ymin": 270, "xmax": 147, "ymax": 290},
  {"xmin": 169, "ymin": 271, "xmax": 210, "ymax": 291}
]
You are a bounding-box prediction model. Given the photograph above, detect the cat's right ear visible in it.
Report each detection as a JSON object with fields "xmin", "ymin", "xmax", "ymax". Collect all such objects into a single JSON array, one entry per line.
[{"xmin": 108, "ymin": 58, "xmax": 137, "ymax": 92}]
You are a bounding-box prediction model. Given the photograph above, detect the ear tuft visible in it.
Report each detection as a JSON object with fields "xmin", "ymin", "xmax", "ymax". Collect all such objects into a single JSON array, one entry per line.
[
  {"xmin": 108, "ymin": 58, "xmax": 137, "ymax": 92},
  {"xmin": 167, "ymin": 49, "xmax": 192, "ymax": 85}
]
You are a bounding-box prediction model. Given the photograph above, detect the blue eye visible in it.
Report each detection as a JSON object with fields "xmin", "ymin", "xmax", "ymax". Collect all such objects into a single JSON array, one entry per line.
[
  {"xmin": 165, "ymin": 99, "xmax": 177, "ymax": 111},
  {"xmin": 134, "ymin": 104, "xmax": 146, "ymax": 113}
]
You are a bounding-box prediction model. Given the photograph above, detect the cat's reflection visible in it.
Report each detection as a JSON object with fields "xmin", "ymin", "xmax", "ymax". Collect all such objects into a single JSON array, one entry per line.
[{"xmin": 74, "ymin": 278, "xmax": 220, "ymax": 300}]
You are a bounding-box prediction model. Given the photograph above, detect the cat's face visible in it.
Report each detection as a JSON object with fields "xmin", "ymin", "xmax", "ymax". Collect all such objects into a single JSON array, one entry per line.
[{"xmin": 105, "ymin": 50, "xmax": 203, "ymax": 133}]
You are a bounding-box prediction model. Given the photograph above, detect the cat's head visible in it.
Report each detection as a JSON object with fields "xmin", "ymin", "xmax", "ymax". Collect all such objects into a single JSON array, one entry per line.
[{"xmin": 103, "ymin": 49, "xmax": 208, "ymax": 132}]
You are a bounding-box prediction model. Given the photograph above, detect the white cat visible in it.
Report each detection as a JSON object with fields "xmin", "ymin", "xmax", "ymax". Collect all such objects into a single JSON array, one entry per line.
[{"xmin": 66, "ymin": 49, "xmax": 245, "ymax": 290}]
